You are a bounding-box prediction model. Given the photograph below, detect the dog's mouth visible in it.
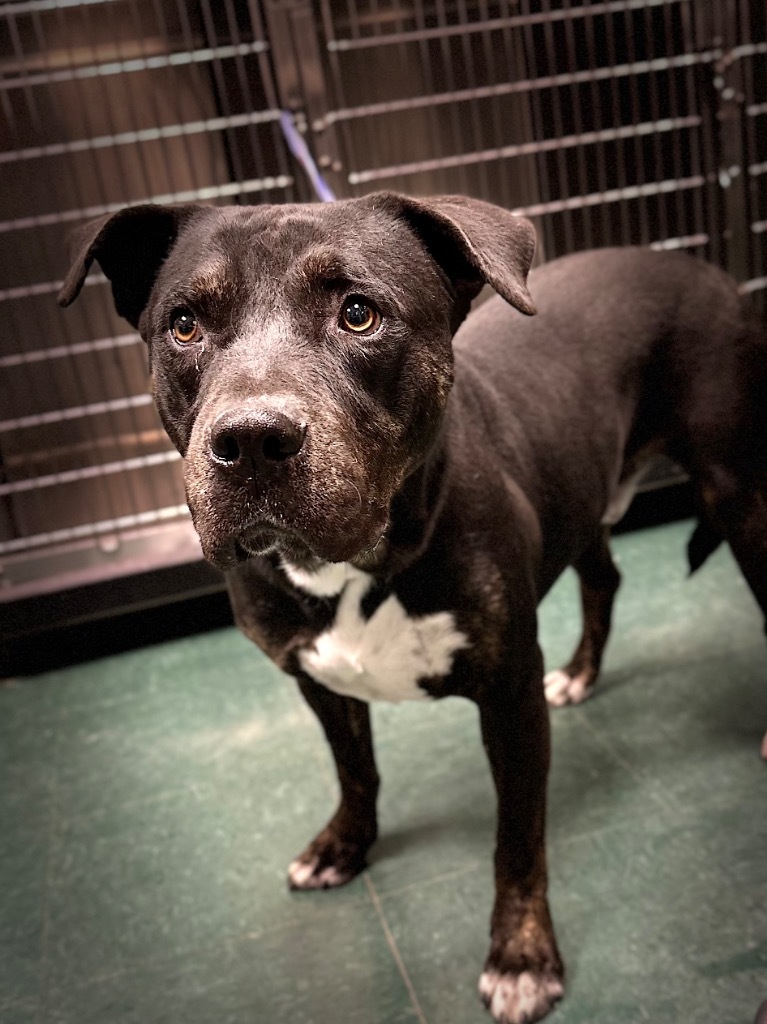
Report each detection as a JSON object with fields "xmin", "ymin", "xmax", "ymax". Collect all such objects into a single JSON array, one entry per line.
[
  {"xmin": 210, "ymin": 514, "xmax": 390, "ymax": 573},
  {"xmin": 232, "ymin": 524, "xmax": 315, "ymax": 565}
]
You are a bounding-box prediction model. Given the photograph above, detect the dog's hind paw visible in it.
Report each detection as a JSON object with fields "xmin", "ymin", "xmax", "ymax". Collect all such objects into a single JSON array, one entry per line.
[
  {"xmin": 479, "ymin": 969, "xmax": 563, "ymax": 1024},
  {"xmin": 544, "ymin": 668, "xmax": 593, "ymax": 707}
]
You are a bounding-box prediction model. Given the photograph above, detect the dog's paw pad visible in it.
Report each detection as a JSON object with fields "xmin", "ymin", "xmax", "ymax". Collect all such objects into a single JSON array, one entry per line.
[
  {"xmin": 544, "ymin": 669, "xmax": 592, "ymax": 707},
  {"xmin": 478, "ymin": 969, "xmax": 563, "ymax": 1024},
  {"xmin": 288, "ymin": 856, "xmax": 349, "ymax": 890}
]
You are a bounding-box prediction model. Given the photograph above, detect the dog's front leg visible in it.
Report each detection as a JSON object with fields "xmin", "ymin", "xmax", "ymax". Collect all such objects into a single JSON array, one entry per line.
[
  {"xmin": 288, "ymin": 676, "xmax": 379, "ymax": 890},
  {"xmin": 477, "ymin": 653, "xmax": 564, "ymax": 1024}
]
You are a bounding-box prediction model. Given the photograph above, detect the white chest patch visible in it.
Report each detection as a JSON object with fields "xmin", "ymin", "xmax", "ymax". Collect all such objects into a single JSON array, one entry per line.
[{"xmin": 283, "ymin": 561, "xmax": 471, "ymax": 703}]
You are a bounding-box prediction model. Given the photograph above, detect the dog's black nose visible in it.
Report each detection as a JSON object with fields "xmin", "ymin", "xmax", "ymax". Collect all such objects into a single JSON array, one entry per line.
[{"xmin": 209, "ymin": 408, "xmax": 306, "ymax": 469}]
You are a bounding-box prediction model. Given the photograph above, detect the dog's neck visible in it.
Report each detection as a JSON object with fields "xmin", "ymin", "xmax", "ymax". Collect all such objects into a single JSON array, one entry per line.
[
  {"xmin": 278, "ymin": 444, "xmax": 451, "ymax": 595},
  {"xmin": 368, "ymin": 420, "xmax": 454, "ymax": 578}
]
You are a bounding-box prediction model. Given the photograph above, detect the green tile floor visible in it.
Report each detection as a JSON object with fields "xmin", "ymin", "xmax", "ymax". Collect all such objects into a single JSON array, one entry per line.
[{"xmin": 1, "ymin": 520, "xmax": 765, "ymax": 1024}]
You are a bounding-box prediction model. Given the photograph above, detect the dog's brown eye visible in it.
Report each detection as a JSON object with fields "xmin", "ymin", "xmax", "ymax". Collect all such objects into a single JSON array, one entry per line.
[
  {"xmin": 340, "ymin": 297, "xmax": 381, "ymax": 335},
  {"xmin": 171, "ymin": 310, "xmax": 201, "ymax": 345}
]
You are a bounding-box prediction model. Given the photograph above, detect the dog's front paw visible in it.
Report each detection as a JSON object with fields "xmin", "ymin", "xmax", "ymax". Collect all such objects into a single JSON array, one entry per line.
[
  {"xmin": 544, "ymin": 668, "xmax": 593, "ymax": 707},
  {"xmin": 288, "ymin": 826, "xmax": 372, "ymax": 890},
  {"xmin": 478, "ymin": 968, "xmax": 563, "ymax": 1024}
]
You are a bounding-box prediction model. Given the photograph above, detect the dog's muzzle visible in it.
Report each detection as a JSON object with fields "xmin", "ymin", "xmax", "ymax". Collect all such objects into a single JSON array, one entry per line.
[
  {"xmin": 188, "ymin": 402, "xmax": 389, "ymax": 571},
  {"xmin": 203, "ymin": 405, "xmax": 310, "ymax": 564}
]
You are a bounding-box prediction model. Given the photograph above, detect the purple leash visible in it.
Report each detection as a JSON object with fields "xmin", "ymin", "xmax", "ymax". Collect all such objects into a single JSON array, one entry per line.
[{"xmin": 279, "ymin": 112, "xmax": 336, "ymax": 203}]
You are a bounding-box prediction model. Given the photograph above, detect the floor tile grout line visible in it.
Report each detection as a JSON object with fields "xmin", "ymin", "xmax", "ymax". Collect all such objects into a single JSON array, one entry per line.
[
  {"xmin": 55, "ymin": 784, "xmax": 202, "ymax": 829},
  {"xmin": 364, "ymin": 872, "xmax": 431, "ymax": 1024},
  {"xmin": 377, "ymin": 813, "xmax": 649, "ymax": 892},
  {"xmin": 39, "ymin": 678, "xmax": 374, "ymax": 1002},
  {"xmin": 35, "ymin": 703, "xmax": 64, "ymax": 1024},
  {"xmin": 550, "ymin": 816, "xmax": 649, "ymax": 855},
  {"xmin": 53, "ymin": 742, "xmax": 317, "ymax": 830},
  {"xmin": 51, "ymin": 664, "xmax": 296, "ymax": 725},
  {"xmin": 370, "ymin": 816, "xmax": 651, "ymax": 903},
  {"xmin": 372, "ymin": 860, "xmax": 483, "ymax": 899},
  {"xmin": 574, "ymin": 708, "xmax": 683, "ymax": 818},
  {"xmin": 302, "ymin": 705, "xmax": 430, "ymax": 1024},
  {"xmin": 41, "ymin": 735, "xmax": 373, "ymax": 998},
  {"xmin": 0, "ymin": 997, "xmax": 38, "ymax": 1013},
  {"xmin": 34, "ymin": 912, "xmax": 326, "ymax": 1001},
  {"xmin": 48, "ymin": 682, "xmax": 322, "ymax": 830}
]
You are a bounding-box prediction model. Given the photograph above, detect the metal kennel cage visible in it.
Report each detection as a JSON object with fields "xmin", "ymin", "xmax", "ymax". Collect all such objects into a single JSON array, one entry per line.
[{"xmin": 0, "ymin": 0, "xmax": 765, "ymax": 629}]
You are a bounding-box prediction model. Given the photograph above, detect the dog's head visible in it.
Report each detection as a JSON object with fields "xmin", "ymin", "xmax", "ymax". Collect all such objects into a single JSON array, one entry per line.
[{"xmin": 59, "ymin": 194, "xmax": 535, "ymax": 570}]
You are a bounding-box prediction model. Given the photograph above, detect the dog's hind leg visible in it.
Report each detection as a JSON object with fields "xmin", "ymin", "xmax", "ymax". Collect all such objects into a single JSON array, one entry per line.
[
  {"xmin": 544, "ymin": 527, "xmax": 621, "ymax": 707},
  {"xmin": 718, "ymin": 493, "xmax": 767, "ymax": 761},
  {"xmin": 288, "ymin": 677, "xmax": 380, "ymax": 889},
  {"xmin": 699, "ymin": 470, "xmax": 767, "ymax": 622},
  {"xmin": 725, "ymin": 498, "xmax": 767, "ymax": 624},
  {"xmin": 699, "ymin": 470, "xmax": 767, "ymax": 759}
]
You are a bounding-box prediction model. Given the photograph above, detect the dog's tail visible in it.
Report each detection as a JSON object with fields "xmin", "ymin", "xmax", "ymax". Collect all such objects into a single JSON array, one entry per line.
[{"xmin": 687, "ymin": 519, "xmax": 723, "ymax": 575}]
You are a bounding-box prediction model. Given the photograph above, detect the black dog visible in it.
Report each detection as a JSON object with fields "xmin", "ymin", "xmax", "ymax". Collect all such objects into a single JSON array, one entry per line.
[{"xmin": 60, "ymin": 194, "xmax": 767, "ymax": 1024}]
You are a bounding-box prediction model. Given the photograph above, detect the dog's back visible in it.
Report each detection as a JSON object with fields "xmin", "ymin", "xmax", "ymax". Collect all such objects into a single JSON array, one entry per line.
[{"xmin": 450, "ymin": 247, "xmax": 767, "ymax": 590}]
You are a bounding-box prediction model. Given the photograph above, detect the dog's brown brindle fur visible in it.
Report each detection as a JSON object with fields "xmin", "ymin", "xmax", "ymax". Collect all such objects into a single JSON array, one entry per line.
[{"xmin": 60, "ymin": 194, "xmax": 767, "ymax": 1023}]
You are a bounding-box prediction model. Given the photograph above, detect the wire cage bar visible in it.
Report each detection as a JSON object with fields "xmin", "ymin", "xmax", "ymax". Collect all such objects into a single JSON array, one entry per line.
[{"xmin": 0, "ymin": 0, "xmax": 764, "ymax": 612}]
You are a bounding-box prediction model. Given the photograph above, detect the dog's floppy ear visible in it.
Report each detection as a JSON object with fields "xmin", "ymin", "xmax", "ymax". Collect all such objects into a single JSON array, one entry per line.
[
  {"xmin": 368, "ymin": 192, "xmax": 537, "ymax": 316},
  {"xmin": 58, "ymin": 203, "xmax": 204, "ymax": 328}
]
